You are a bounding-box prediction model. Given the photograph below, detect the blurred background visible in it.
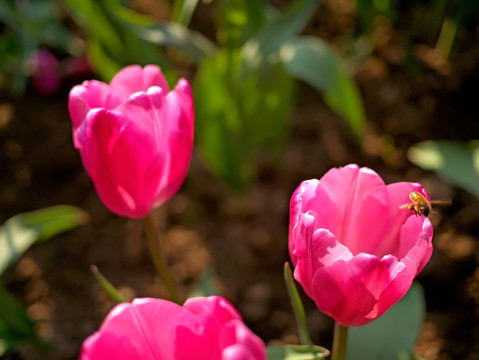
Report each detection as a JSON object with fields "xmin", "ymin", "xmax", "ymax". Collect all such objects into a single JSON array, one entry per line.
[{"xmin": 1, "ymin": 0, "xmax": 479, "ymax": 359}]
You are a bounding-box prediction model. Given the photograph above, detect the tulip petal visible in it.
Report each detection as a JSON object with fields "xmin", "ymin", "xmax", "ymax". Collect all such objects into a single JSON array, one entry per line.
[
  {"xmin": 76, "ymin": 109, "xmax": 164, "ymax": 218},
  {"xmin": 81, "ymin": 330, "xmax": 149, "ymax": 360},
  {"xmin": 108, "ymin": 65, "xmax": 169, "ymax": 107},
  {"xmin": 376, "ymin": 182, "xmax": 428, "ymax": 256},
  {"xmin": 293, "ymin": 215, "xmax": 353, "ymax": 296},
  {"xmin": 311, "ymin": 253, "xmax": 407, "ymax": 326},
  {"xmin": 68, "ymin": 80, "xmax": 110, "ymax": 134},
  {"xmin": 315, "ymin": 165, "xmax": 389, "ymax": 254},
  {"xmin": 289, "ymin": 180, "xmax": 339, "ymax": 265},
  {"xmin": 399, "ymin": 216, "xmax": 433, "ymax": 274},
  {"xmin": 155, "ymin": 78, "xmax": 194, "ymax": 205}
]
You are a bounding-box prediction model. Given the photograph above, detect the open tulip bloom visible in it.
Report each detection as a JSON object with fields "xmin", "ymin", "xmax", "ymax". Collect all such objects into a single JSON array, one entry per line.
[
  {"xmin": 80, "ymin": 296, "xmax": 266, "ymax": 360},
  {"xmin": 289, "ymin": 164, "xmax": 433, "ymax": 327},
  {"xmin": 69, "ymin": 65, "xmax": 194, "ymax": 218}
]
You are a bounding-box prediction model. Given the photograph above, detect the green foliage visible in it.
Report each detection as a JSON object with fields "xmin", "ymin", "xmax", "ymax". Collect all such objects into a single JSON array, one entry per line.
[
  {"xmin": 283, "ymin": 263, "xmax": 312, "ymax": 346},
  {"xmin": 188, "ymin": 268, "xmax": 221, "ymax": 298},
  {"xmin": 280, "ymin": 37, "xmax": 365, "ymax": 137},
  {"xmin": 90, "ymin": 265, "xmax": 128, "ymax": 304},
  {"xmin": 267, "ymin": 344, "xmax": 329, "ymax": 360},
  {"xmin": 0, "ymin": 205, "xmax": 87, "ymax": 355},
  {"xmin": 0, "ymin": 0, "xmax": 78, "ymax": 94},
  {"xmin": 408, "ymin": 140, "xmax": 479, "ymax": 198},
  {"xmin": 346, "ymin": 282, "xmax": 426, "ymax": 360},
  {"xmin": 63, "ymin": 0, "xmax": 366, "ymax": 191},
  {"xmin": 0, "ymin": 205, "xmax": 89, "ymax": 275},
  {"xmin": 63, "ymin": 0, "xmax": 174, "ymax": 82},
  {"xmin": 0, "ymin": 281, "xmax": 39, "ymax": 356}
]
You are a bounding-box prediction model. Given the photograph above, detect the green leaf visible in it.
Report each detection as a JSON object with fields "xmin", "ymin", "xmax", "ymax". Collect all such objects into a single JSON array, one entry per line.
[
  {"xmin": 187, "ymin": 268, "xmax": 221, "ymax": 298},
  {"xmin": 347, "ymin": 282, "xmax": 426, "ymax": 360},
  {"xmin": 194, "ymin": 50, "xmax": 295, "ymax": 190},
  {"xmin": 132, "ymin": 21, "xmax": 217, "ymax": 64},
  {"xmin": 0, "ymin": 281, "xmax": 38, "ymax": 355},
  {"xmin": 408, "ymin": 140, "xmax": 479, "ymax": 197},
  {"xmin": 91, "ymin": 265, "xmax": 127, "ymax": 304},
  {"xmin": 171, "ymin": 0, "xmax": 200, "ymax": 27},
  {"xmin": 0, "ymin": 205, "xmax": 88, "ymax": 275},
  {"xmin": 267, "ymin": 344, "xmax": 329, "ymax": 360},
  {"xmin": 280, "ymin": 36, "xmax": 366, "ymax": 137},
  {"xmin": 284, "ymin": 263, "xmax": 312, "ymax": 346},
  {"xmin": 243, "ymin": 0, "xmax": 321, "ymax": 61}
]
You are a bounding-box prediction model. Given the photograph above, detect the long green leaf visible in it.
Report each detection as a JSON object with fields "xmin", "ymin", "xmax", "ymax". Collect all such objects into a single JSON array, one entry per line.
[
  {"xmin": 408, "ymin": 140, "xmax": 479, "ymax": 197},
  {"xmin": 132, "ymin": 22, "xmax": 217, "ymax": 64},
  {"xmin": 284, "ymin": 263, "xmax": 312, "ymax": 346},
  {"xmin": 347, "ymin": 282, "xmax": 426, "ymax": 360},
  {"xmin": 0, "ymin": 281, "xmax": 38, "ymax": 355},
  {"xmin": 267, "ymin": 344, "xmax": 329, "ymax": 360},
  {"xmin": 243, "ymin": 0, "xmax": 321, "ymax": 61},
  {"xmin": 280, "ymin": 36, "xmax": 366, "ymax": 137},
  {"xmin": 171, "ymin": 0, "xmax": 200, "ymax": 27},
  {"xmin": 91, "ymin": 265, "xmax": 127, "ymax": 304},
  {"xmin": 0, "ymin": 205, "xmax": 88, "ymax": 275}
]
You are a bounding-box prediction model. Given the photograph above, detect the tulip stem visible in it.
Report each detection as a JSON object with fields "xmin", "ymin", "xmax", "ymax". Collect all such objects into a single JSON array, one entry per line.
[
  {"xmin": 142, "ymin": 214, "xmax": 180, "ymax": 304},
  {"xmin": 331, "ymin": 322, "xmax": 348, "ymax": 360}
]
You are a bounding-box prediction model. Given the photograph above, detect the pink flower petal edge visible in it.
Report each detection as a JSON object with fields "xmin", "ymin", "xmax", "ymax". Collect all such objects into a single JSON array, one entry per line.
[{"xmin": 79, "ymin": 296, "xmax": 266, "ymax": 360}]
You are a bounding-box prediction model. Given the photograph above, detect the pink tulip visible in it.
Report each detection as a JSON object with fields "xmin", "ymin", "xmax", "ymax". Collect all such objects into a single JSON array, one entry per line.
[
  {"xmin": 31, "ymin": 49, "xmax": 62, "ymax": 95},
  {"xmin": 289, "ymin": 164, "xmax": 433, "ymax": 326},
  {"xmin": 80, "ymin": 296, "xmax": 266, "ymax": 360},
  {"xmin": 68, "ymin": 65, "xmax": 194, "ymax": 218}
]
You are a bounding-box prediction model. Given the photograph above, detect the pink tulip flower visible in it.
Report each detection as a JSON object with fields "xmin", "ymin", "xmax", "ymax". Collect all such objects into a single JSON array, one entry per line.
[
  {"xmin": 289, "ymin": 164, "xmax": 433, "ymax": 326},
  {"xmin": 31, "ymin": 49, "xmax": 62, "ymax": 96},
  {"xmin": 80, "ymin": 296, "xmax": 266, "ymax": 360},
  {"xmin": 69, "ymin": 65, "xmax": 194, "ymax": 218}
]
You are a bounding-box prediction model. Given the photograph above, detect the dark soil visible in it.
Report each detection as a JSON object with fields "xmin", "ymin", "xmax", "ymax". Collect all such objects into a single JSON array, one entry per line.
[{"xmin": 1, "ymin": 1, "xmax": 479, "ymax": 359}]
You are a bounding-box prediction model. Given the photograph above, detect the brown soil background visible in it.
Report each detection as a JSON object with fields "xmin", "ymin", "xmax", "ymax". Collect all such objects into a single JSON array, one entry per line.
[{"xmin": 1, "ymin": 1, "xmax": 479, "ymax": 359}]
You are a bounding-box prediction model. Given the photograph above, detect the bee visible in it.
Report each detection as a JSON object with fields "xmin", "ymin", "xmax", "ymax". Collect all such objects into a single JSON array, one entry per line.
[{"xmin": 401, "ymin": 191, "xmax": 450, "ymax": 217}]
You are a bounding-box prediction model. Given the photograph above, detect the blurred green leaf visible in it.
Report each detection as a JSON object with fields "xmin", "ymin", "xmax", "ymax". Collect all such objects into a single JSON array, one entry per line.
[
  {"xmin": 267, "ymin": 344, "xmax": 329, "ymax": 360},
  {"xmin": 0, "ymin": 205, "xmax": 88, "ymax": 275},
  {"xmin": 188, "ymin": 268, "xmax": 221, "ymax": 298},
  {"xmin": 284, "ymin": 263, "xmax": 312, "ymax": 346},
  {"xmin": 280, "ymin": 36, "xmax": 366, "ymax": 137},
  {"xmin": 0, "ymin": 281, "xmax": 39, "ymax": 355},
  {"xmin": 194, "ymin": 50, "xmax": 294, "ymax": 190},
  {"xmin": 131, "ymin": 22, "xmax": 217, "ymax": 64},
  {"xmin": 91, "ymin": 265, "xmax": 127, "ymax": 303},
  {"xmin": 0, "ymin": 0, "xmax": 79, "ymax": 95},
  {"xmin": 65, "ymin": 0, "xmax": 174, "ymax": 82},
  {"xmin": 347, "ymin": 282, "xmax": 425, "ymax": 360},
  {"xmin": 408, "ymin": 140, "xmax": 479, "ymax": 197},
  {"xmin": 172, "ymin": 0, "xmax": 200, "ymax": 27},
  {"xmin": 243, "ymin": 0, "xmax": 321, "ymax": 62}
]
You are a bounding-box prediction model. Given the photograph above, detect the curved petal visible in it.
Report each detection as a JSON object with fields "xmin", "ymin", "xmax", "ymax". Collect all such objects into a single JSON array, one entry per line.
[
  {"xmin": 68, "ymin": 80, "xmax": 110, "ymax": 134},
  {"xmin": 108, "ymin": 65, "xmax": 169, "ymax": 108},
  {"xmin": 311, "ymin": 253, "xmax": 406, "ymax": 326},
  {"xmin": 314, "ymin": 165, "xmax": 389, "ymax": 254},
  {"xmin": 222, "ymin": 344, "xmax": 257, "ymax": 360},
  {"xmin": 219, "ymin": 321, "xmax": 266, "ymax": 360},
  {"xmin": 399, "ymin": 216, "xmax": 433, "ymax": 274},
  {"xmin": 183, "ymin": 297, "xmax": 265, "ymax": 360},
  {"xmin": 293, "ymin": 217, "xmax": 353, "ymax": 296},
  {"xmin": 80, "ymin": 330, "xmax": 149, "ymax": 360},
  {"xmin": 154, "ymin": 78, "xmax": 195, "ymax": 206},
  {"xmin": 289, "ymin": 180, "xmax": 340, "ymax": 264},
  {"xmin": 376, "ymin": 182, "xmax": 428, "ymax": 257},
  {"xmin": 76, "ymin": 109, "xmax": 164, "ymax": 218}
]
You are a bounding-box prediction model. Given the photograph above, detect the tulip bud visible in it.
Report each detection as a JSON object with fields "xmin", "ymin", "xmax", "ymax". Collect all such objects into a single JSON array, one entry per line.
[{"xmin": 68, "ymin": 65, "xmax": 194, "ymax": 218}]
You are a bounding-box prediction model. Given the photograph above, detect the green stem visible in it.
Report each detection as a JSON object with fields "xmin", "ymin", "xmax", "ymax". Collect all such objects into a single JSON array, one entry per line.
[
  {"xmin": 142, "ymin": 214, "xmax": 180, "ymax": 304},
  {"xmin": 331, "ymin": 322, "xmax": 348, "ymax": 360}
]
